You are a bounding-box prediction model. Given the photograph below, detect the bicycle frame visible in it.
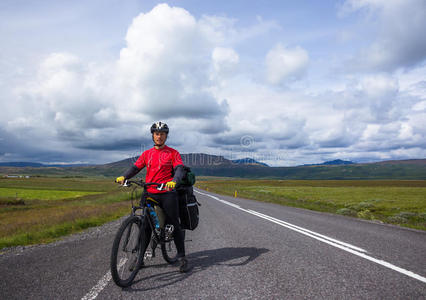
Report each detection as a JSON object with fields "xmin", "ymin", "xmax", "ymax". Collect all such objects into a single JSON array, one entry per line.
[
  {"xmin": 139, "ymin": 204, "xmax": 161, "ymax": 247},
  {"xmin": 125, "ymin": 180, "xmax": 167, "ymax": 250}
]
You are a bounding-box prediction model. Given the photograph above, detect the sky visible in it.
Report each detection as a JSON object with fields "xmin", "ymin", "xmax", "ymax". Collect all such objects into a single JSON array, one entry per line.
[{"xmin": 1, "ymin": 0, "xmax": 425, "ymax": 166}]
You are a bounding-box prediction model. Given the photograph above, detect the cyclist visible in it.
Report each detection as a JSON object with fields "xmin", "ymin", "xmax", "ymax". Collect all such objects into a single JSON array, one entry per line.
[{"xmin": 116, "ymin": 121, "xmax": 189, "ymax": 273}]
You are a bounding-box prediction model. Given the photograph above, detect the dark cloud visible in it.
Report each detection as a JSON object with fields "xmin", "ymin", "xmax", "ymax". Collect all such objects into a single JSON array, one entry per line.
[
  {"xmin": 147, "ymin": 95, "xmax": 229, "ymax": 121},
  {"xmin": 278, "ymin": 139, "xmax": 309, "ymax": 150},
  {"xmin": 198, "ymin": 118, "xmax": 230, "ymax": 135},
  {"xmin": 0, "ymin": 128, "xmax": 75, "ymax": 163},
  {"xmin": 212, "ymin": 134, "xmax": 262, "ymax": 148},
  {"xmin": 317, "ymin": 136, "xmax": 353, "ymax": 148},
  {"xmin": 76, "ymin": 137, "xmax": 152, "ymax": 151}
]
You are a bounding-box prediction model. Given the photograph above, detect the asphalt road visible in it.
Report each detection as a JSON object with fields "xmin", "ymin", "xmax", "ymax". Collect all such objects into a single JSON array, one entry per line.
[{"xmin": 1, "ymin": 188, "xmax": 425, "ymax": 299}]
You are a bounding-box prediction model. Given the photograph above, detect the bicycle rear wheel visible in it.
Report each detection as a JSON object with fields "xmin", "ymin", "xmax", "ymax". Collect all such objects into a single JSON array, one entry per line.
[
  {"xmin": 161, "ymin": 225, "xmax": 180, "ymax": 264},
  {"xmin": 111, "ymin": 216, "xmax": 144, "ymax": 287}
]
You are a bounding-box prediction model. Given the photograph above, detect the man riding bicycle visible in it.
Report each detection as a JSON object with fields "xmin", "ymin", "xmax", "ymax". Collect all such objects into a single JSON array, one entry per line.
[{"xmin": 116, "ymin": 122, "xmax": 189, "ymax": 273}]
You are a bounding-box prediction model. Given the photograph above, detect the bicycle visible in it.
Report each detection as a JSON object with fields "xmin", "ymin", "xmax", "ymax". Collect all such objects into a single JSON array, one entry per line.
[{"xmin": 110, "ymin": 180, "xmax": 180, "ymax": 287}]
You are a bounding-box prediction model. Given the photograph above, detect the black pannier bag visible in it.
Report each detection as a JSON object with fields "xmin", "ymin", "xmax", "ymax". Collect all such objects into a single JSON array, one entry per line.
[{"xmin": 177, "ymin": 186, "xmax": 200, "ymax": 230}]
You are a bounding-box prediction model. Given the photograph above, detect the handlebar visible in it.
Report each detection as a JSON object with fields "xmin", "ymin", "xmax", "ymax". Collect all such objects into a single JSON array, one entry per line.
[{"xmin": 121, "ymin": 180, "xmax": 166, "ymax": 191}]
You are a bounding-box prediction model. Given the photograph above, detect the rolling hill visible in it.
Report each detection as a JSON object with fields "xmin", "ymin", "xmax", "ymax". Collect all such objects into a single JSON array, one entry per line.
[
  {"xmin": 0, "ymin": 155, "xmax": 425, "ymax": 180},
  {"xmin": 231, "ymin": 158, "xmax": 269, "ymax": 167}
]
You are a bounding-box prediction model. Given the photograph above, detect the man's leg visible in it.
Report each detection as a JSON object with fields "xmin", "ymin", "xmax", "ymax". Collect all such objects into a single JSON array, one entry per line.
[
  {"xmin": 159, "ymin": 191, "xmax": 185, "ymax": 257},
  {"xmin": 157, "ymin": 191, "xmax": 189, "ymax": 272}
]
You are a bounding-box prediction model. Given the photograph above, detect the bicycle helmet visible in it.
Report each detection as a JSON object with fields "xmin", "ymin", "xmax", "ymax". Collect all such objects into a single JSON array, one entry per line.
[{"xmin": 150, "ymin": 122, "xmax": 169, "ymax": 134}]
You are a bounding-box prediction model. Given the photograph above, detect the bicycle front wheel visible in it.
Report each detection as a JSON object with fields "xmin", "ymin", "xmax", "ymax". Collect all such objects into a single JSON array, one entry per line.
[{"xmin": 111, "ymin": 216, "xmax": 144, "ymax": 287}]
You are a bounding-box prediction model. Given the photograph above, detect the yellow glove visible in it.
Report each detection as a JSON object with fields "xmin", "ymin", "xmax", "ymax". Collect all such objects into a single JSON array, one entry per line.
[
  {"xmin": 115, "ymin": 176, "xmax": 125, "ymax": 184},
  {"xmin": 165, "ymin": 181, "xmax": 176, "ymax": 190}
]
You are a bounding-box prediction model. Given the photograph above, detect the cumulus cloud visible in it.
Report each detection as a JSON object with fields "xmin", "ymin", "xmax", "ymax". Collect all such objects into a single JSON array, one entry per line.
[
  {"xmin": 348, "ymin": 74, "xmax": 399, "ymax": 121},
  {"xmin": 341, "ymin": 0, "xmax": 426, "ymax": 71},
  {"xmin": 10, "ymin": 52, "xmax": 120, "ymax": 147},
  {"xmin": 4, "ymin": 4, "xmax": 243, "ymax": 160},
  {"xmin": 115, "ymin": 4, "xmax": 230, "ymax": 121},
  {"xmin": 212, "ymin": 47, "xmax": 239, "ymax": 76},
  {"xmin": 1, "ymin": 3, "xmax": 425, "ymax": 166},
  {"xmin": 2, "ymin": 4, "xmax": 283, "ymax": 163},
  {"xmin": 265, "ymin": 44, "xmax": 309, "ymax": 84},
  {"xmin": 319, "ymin": 73, "xmax": 426, "ymax": 156}
]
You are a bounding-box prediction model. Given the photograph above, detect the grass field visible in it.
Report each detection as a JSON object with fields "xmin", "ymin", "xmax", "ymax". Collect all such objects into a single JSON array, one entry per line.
[
  {"xmin": 0, "ymin": 177, "xmax": 139, "ymax": 250},
  {"xmin": 2, "ymin": 177, "xmax": 424, "ymax": 250},
  {"xmin": 195, "ymin": 179, "xmax": 426, "ymax": 231},
  {"xmin": 0, "ymin": 187, "xmax": 102, "ymax": 201}
]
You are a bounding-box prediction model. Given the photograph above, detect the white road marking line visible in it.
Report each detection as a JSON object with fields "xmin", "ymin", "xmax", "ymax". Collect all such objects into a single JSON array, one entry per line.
[
  {"xmin": 81, "ymin": 258, "xmax": 127, "ymax": 300},
  {"xmin": 81, "ymin": 271, "xmax": 112, "ymax": 300},
  {"xmin": 217, "ymin": 199, "xmax": 241, "ymax": 209},
  {"xmin": 196, "ymin": 189, "xmax": 426, "ymax": 284},
  {"xmin": 197, "ymin": 190, "xmax": 365, "ymax": 252},
  {"xmin": 246, "ymin": 209, "xmax": 367, "ymax": 253}
]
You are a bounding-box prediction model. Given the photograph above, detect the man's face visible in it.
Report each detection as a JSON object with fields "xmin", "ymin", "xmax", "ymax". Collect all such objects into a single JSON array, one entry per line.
[{"xmin": 153, "ymin": 131, "xmax": 167, "ymax": 146}]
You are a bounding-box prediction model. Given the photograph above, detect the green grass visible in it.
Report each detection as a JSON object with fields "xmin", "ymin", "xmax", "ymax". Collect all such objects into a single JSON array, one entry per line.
[
  {"xmin": 0, "ymin": 187, "xmax": 102, "ymax": 201},
  {"xmin": 0, "ymin": 177, "xmax": 142, "ymax": 250},
  {"xmin": 196, "ymin": 180, "xmax": 426, "ymax": 230},
  {"xmin": 0, "ymin": 177, "xmax": 118, "ymax": 192},
  {"xmin": 0, "ymin": 207, "xmax": 129, "ymax": 249}
]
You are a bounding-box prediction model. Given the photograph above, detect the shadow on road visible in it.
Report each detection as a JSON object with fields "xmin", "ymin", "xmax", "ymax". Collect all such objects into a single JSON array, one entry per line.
[
  {"xmin": 188, "ymin": 246, "xmax": 269, "ymax": 268},
  {"xmin": 124, "ymin": 246, "xmax": 269, "ymax": 292}
]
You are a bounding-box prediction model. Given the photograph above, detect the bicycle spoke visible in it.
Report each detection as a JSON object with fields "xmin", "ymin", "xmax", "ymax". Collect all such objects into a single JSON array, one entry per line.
[{"xmin": 119, "ymin": 222, "xmax": 139, "ymax": 276}]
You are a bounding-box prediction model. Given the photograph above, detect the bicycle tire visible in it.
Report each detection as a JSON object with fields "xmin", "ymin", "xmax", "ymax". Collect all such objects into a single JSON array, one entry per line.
[
  {"xmin": 110, "ymin": 216, "xmax": 144, "ymax": 287},
  {"xmin": 160, "ymin": 227, "xmax": 182, "ymax": 264}
]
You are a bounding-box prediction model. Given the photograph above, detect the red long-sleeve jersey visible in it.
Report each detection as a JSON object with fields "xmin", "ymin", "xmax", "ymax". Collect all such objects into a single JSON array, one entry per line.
[{"xmin": 134, "ymin": 145, "xmax": 183, "ymax": 193}]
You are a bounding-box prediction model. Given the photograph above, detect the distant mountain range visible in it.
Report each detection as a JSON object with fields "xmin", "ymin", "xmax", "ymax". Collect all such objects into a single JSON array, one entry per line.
[
  {"xmin": 303, "ymin": 159, "xmax": 355, "ymax": 166},
  {"xmin": 0, "ymin": 154, "xmax": 425, "ymax": 180},
  {"xmin": 0, "ymin": 155, "xmax": 269, "ymax": 168},
  {"xmin": 231, "ymin": 158, "xmax": 269, "ymax": 167},
  {"xmin": 0, "ymin": 156, "xmax": 350, "ymax": 168}
]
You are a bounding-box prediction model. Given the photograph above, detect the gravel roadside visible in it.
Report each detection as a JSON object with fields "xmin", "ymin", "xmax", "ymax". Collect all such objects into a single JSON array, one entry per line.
[{"xmin": 0, "ymin": 215, "xmax": 127, "ymax": 259}]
